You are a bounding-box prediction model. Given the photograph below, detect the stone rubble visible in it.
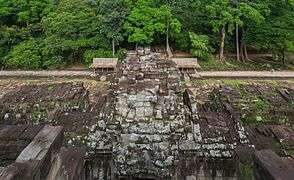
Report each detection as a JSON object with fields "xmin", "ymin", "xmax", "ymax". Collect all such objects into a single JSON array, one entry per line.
[{"xmin": 85, "ymin": 50, "xmax": 246, "ymax": 179}]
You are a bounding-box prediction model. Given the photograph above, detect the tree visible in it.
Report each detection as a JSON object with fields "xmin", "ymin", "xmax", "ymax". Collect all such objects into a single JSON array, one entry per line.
[
  {"xmin": 235, "ymin": 0, "xmax": 265, "ymax": 61},
  {"xmin": 42, "ymin": 0, "xmax": 110, "ymax": 64},
  {"xmin": 124, "ymin": 0, "xmax": 181, "ymax": 54},
  {"xmin": 124, "ymin": 0, "xmax": 159, "ymax": 46},
  {"xmin": 157, "ymin": 5, "xmax": 181, "ymax": 57},
  {"xmin": 207, "ymin": 0, "xmax": 237, "ymax": 62},
  {"xmin": 189, "ymin": 32, "xmax": 213, "ymax": 60},
  {"xmin": 96, "ymin": 0, "xmax": 129, "ymax": 56},
  {"xmin": 245, "ymin": 0, "xmax": 294, "ymax": 65}
]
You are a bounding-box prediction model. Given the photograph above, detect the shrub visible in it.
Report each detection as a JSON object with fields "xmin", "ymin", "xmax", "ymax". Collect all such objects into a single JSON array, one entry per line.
[
  {"xmin": 175, "ymin": 32, "xmax": 191, "ymax": 51},
  {"xmin": 189, "ymin": 32, "xmax": 214, "ymax": 60},
  {"xmin": 83, "ymin": 49, "xmax": 114, "ymax": 64},
  {"xmin": 83, "ymin": 48, "xmax": 127, "ymax": 64},
  {"xmin": 4, "ymin": 39, "xmax": 43, "ymax": 69},
  {"xmin": 43, "ymin": 56, "xmax": 65, "ymax": 69},
  {"xmin": 116, "ymin": 48, "xmax": 127, "ymax": 61}
]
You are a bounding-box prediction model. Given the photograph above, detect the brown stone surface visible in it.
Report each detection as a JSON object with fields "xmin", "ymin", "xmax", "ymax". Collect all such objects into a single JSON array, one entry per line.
[
  {"xmin": 0, "ymin": 162, "xmax": 31, "ymax": 180},
  {"xmin": 254, "ymin": 150, "xmax": 294, "ymax": 180},
  {"xmin": 46, "ymin": 147, "xmax": 86, "ymax": 180},
  {"xmin": 246, "ymin": 125, "xmax": 294, "ymax": 156},
  {"xmin": 0, "ymin": 125, "xmax": 43, "ymax": 167},
  {"xmin": 16, "ymin": 125, "xmax": 64, "ymax": 179},
  {"xmin": 0, "ymin": 79, "xmax": 109, "ymax": 151}
]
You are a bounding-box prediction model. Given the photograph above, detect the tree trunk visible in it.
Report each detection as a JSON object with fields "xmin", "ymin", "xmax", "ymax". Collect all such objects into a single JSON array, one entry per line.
[
  {"xmin": 282, "ymin": 50, "xmax": 286, "ymax": 66},
  {"xmin": 244, "ymin": 44, "xmax": 249, "ymax": 61},
  {"xmin": 166, "ymin": 25, "xmax": 172, "ymax": 58},
  {"xmin": 240, "ymin": 41, "xmax": 245, "ymax": 62},
  {"xmin": 112, "ymin": 39, "xmax": 115, "ymax": 57},
  {"xmin": 236, "ymin": 23, "xmax": 240, "ymax": 62},
  {"xmin": 219, "ymin": 26, "xmax": 226, "ymax": 62}
]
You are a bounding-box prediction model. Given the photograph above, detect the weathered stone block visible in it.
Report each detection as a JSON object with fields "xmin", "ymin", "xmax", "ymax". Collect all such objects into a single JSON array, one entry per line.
[
  {"xmin": 254, "ymin": 149, "xmax": 294, "ymax": 180},
  {"xmin": 15, "ymin": 125, "xmax": 64, "ymax": 180},
  {"xmin": 46, "ymin": 147, "xmax": 86, "ymax": 180},
  {"xmin": 0, "ymin": 162, "xmax": 31, "ymax": 180}
]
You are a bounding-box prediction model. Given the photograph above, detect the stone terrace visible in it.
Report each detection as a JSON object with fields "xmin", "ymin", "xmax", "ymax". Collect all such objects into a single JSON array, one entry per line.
[
  {"xmin": 84, "ymin": 50, "xmax": 254, "ymax": 179},
  {"xmin": 0, "ymin": 51, "xmax": 294, "ymax": 180}
]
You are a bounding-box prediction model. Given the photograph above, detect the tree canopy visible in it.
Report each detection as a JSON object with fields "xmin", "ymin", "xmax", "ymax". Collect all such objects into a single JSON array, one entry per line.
[{"xmin": 0, "ymin": 0, "xmax": 293, "ymax": 69}]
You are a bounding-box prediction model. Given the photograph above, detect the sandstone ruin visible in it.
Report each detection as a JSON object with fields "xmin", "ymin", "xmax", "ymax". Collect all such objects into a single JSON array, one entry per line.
[{"xmin": 0, "ymin": 50, "xmax": 293, "ymax": 180}]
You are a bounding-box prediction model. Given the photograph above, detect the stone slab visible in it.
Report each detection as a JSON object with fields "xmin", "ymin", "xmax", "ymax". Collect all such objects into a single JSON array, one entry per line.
[
  {"xmin": 16, "ymin": 125, "xmax": 64, "ymax": 179},
  {"xmin": 254, "ymin": 150, "xmax": 294, "ymax": 180},
  {"xmin": 46, "ymin": 147, "xmax": 86, "ymax": 180}
]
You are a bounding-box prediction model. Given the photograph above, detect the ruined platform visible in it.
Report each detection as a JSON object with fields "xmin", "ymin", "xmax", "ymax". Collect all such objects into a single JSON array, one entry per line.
[
  {"xmin": 82, "ymin": 50, "xmax": 254, "ymax": 179},
  {"xmin": 0, "ymin": 50, "xmax": 293, "ymax": 180}
]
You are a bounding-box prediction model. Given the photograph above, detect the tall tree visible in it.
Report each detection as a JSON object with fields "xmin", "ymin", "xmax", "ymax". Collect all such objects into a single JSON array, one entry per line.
[
  {"xmin": 42, "ymin": 0, "xmax": 109, "ymax": 63},
  {"xmin": 157, "ymin": 5, "xmax": 181, "ymax": 57},
  {"xmin": 245, "ymin": 0, "xmax": 294, "ymax": 65},
  {"xmin": 207, "ymin": 0, "xmax": 237, "ymax": 62},
  {"xmin": 124, "ymin": 0, "xmax": 181, "ymax": 53},
  {"xmin": 235, "ymin": 0, "xmax": 265, "ymax": 61},
  {"xmin": 96, "ymin": 0, "xmax": 129, "ymax": 56}
]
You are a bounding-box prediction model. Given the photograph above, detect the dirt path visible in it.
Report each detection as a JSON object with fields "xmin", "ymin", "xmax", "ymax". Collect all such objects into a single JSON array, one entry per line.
[
  {"xmin": 0, "ymin": 70, "xmax": 95, "ymax": 78},
  {"xmin": 197, "ymin": 71, "xmax": 294, "ymax": 79},
  {"xmin": 1, "ymin": 70, "xmax": 293, "ymax": 79}
]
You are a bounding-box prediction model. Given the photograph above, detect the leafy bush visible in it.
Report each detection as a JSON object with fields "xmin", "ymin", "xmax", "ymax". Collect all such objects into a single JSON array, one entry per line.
[
  {"xmin": 189, "ymin": 32, "xmax": 214, "ymax": 60},
  {"xmin": 43, "ymin": 56, "xmax": 65, "ymax": 69},
  {"xmin": 4, "ymin": 39, "xmax": 43, "ymax": 69},
  {"xmin": 174, "ymin": 32, "xmax": 191, "ymax": 51},
  {"xmin": 116, "ymin": 48, "xmax": 127, "ymax": 61},
  {"xmin": 83, "ymin": 48, "xmax": 127, "ymax": 65},
  {"xmin": 83, "ymin": 49, "xmax": 114, "ymax": 64}
]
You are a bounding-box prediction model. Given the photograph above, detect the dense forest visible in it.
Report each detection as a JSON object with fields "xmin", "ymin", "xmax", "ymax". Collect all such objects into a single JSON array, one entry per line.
[{"xmin": 0, "ymin": 0, "xmax": 293, "ymax": 69}]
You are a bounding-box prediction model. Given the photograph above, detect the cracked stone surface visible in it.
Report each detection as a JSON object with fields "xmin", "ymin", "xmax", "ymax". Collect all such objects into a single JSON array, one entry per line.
[
  {"xmin": 86, "ymin": 50, "xmax": 249, "ymax": 179},
  {"xmin": 1, "ymin": 52, "xmax": 294, "ymax": 179}
]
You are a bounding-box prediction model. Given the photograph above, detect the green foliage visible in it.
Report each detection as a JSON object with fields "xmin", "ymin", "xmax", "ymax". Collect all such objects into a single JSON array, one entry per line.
[
  {"xmin": 42, "ymin": 0, "xmax": 111, "ymax": 64},
  {"xmin": 116, "ymin": 48, "xmax": 127, "ymax": 61},
  {"xmin": 199, "ymin": 57, "xmax": 293, "ymax": 71},
  {"xmin": 4, "ymin": 38, "xmax": 43, "ymax": 69},
  {"xmin": 124, "ymin": 0, "xmax": 181, "ymax": 45},
  {"xmin": 245, "ymin": 0, "xmax": 294, "ymax": 62},
  {"xmin": 83, "ymin": 48, "xmax": 127, "ymax": 64},
  {"xmin": 97, "ymin": 0, "xmax": 128, "ymax": 45},
  {"xmin": 83, "ymin": 49, "xmax": 114, "ymax": 64},
  {"xmin": 0, "ymin": 0, "xmax": 293, "ymax": 69},
  {"xmin": 189, "ymin": 32, "xmax": 213, "ymax": 60},
  {"xmin": 43, "ymin": 56, "xmax": 65, "ymax": 69},
  {"xmin": 206, "ymin": 0, "xmax": 236, "ymax": 33},
  {"xmin": 124, "ymin": 0, "xmax": 159, "ymax": 44},
  {"xmin": 0, "ymin": 0, "xmax": 53, "ymax": 64}
]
